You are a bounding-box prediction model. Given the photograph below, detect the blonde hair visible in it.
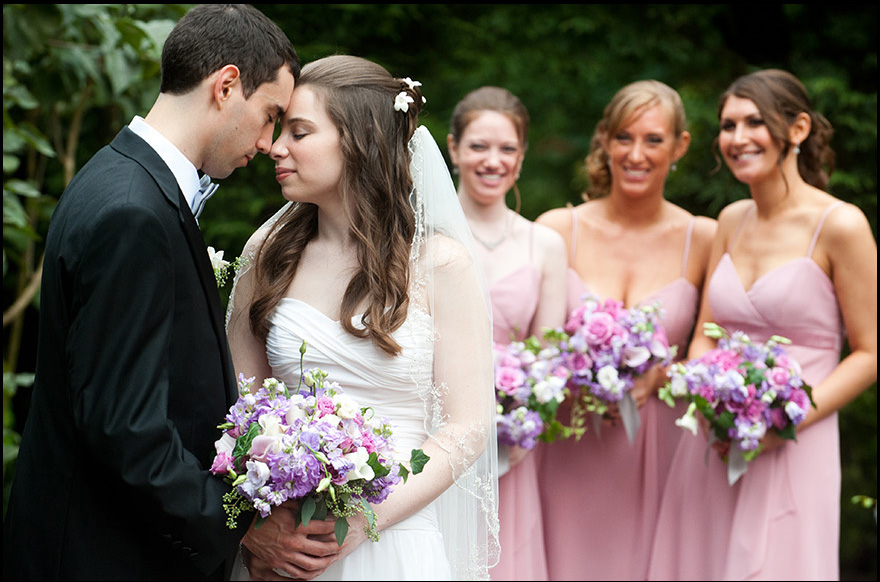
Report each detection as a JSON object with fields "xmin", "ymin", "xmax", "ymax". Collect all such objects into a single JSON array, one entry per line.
[{"xmin": 584, "ymin": 80, "xmax": 687, "ymax": 199}]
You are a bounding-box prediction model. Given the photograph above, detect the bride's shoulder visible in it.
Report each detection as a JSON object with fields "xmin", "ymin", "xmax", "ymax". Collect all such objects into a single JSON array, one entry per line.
[
  {"xmin": 241, "ymin": 226, "xmax": 272, "ymax": 259},
  {"xmin": 420, "ymin": 232, "xmax": 475, "ymax": 268}
]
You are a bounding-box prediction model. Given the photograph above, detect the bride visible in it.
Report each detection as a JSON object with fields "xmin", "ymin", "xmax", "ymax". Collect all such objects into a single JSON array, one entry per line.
[{"xmin": 225, "ymin": 55, "xmax": 500, "ymax": 580}]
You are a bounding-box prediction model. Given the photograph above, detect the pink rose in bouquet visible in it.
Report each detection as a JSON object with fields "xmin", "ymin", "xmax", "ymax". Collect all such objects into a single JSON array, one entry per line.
[{"xmin": 547, "ymin": 293, "xmax": 675, "ymax": 440}]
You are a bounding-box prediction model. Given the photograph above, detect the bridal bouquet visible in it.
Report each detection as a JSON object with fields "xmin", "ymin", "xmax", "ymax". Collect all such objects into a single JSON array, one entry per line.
[
  {"xmin": 549, "ymin": 293, "xmax": 675, "ymax": 441},
  {"xmin": 493, "ymin": 336, "xmax": 579, "ymax": 449},
  {"xmin": 658, "ymin": 323, "xmax": 814, "ymax": 484},
  {"xmin": 210, "ymin": 352, "xmax": 429, "ymax": 544}
]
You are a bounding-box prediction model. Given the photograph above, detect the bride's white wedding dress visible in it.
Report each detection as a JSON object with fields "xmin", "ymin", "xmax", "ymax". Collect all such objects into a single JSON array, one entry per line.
[
  {"xmin": 244, "ymin": 297, "xmax": 451, "ymax": 580},
  {"xmin": 229, "ymin": 127, "xmax": 499, "ymax": 580}
]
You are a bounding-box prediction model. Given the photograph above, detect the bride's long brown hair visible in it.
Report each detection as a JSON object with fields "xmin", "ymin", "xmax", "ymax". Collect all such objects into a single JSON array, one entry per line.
[{"xmin": 249, "ymin": 55, "xmax": 424, "ymax": 356}]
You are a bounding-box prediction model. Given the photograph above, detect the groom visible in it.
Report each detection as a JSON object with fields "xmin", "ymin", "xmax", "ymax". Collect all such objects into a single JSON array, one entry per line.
[{"xmin": 2, "ymin": 5, "xmax": 325, "ymax": 580}]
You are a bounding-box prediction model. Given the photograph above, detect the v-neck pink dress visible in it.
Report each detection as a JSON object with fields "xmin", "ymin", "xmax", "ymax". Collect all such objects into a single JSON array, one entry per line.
[
  {"xmin": 648, "ymin": 202, "xmax": 846, "ymax": 581},
  {"xmin": 488, "ymin": 224, "xmax": 550, "ymax": 582},
  {"xmin": 537, "ymin": 210, "xmax": 700, "ymax": 581}
]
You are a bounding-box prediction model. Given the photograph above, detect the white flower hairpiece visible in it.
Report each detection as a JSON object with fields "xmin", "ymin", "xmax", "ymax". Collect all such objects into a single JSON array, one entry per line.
[
  {"xmin": 394, "ymin": 78, "xmax": 428, "ymax": 113},
  {"xmin": 394, "ymin": 92, "xmax": 414, "ymax": 112}
]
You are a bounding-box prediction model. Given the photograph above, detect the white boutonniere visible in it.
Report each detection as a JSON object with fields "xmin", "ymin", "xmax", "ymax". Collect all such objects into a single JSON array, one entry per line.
[{"xmin": 208, "ymin": 246, "xmax": 247, "ymax": 288}]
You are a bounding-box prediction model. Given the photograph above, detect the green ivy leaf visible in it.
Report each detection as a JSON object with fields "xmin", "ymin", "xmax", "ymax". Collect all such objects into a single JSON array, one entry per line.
[{"xmin": 409, "ymin": 448, "xmax": 430, "ymax": 475}]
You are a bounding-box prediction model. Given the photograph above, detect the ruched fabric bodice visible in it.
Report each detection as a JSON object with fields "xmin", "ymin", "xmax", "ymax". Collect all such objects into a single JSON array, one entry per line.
[{"xmin": 268, "ymin": 298, "xmax": 434, "ymax": 454}]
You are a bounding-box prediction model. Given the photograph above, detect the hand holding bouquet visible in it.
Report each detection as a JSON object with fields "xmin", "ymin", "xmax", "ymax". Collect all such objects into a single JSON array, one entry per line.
[
  {"xmin": 210, "ymin": 344, "xmax": 429, "ymax": 544},
  {"xmin": 549, "ymin": 294, "xmax": 675, "ymax": 442},
  {"xmin": 493, "ymin": 335, "xmax": 580, "ymax": 450},
  {"xmin": 659, "ymin": 323, "xmax": 815, "ymax": 484}
]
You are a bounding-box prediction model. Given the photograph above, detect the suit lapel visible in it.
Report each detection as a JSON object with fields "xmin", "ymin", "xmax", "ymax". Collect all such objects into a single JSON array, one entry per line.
[
  {"xmin": 177, "ymin": 189, "xmax": 238, "ymax": 406},
  {"xmin": 111, "ymin": 128, "xmax": 237, "ymax": 405}
]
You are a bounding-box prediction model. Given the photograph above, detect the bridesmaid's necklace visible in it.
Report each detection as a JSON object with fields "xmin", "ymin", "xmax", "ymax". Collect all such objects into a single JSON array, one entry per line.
[{"xmin": 471, "ymin": 211, "xmax": 513, "ymax": 251}]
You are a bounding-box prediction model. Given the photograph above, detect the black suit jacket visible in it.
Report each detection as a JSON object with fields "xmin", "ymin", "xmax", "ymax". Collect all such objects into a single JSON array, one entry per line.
[{"xmin": 3, "ymin": 128, "xmax": 251, "ymax": 580}]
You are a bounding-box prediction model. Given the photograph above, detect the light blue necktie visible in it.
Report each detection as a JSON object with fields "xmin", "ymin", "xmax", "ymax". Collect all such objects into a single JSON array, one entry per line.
[{"xmin": 191, "ymin": 174, "xmax": 219, "ymax": 220}]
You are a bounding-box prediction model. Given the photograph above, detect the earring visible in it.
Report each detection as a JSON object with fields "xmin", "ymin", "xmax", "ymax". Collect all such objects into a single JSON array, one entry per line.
[
  {"xmin": 793, "ymin": 144, "xmax": 801, "ymax": 155},
  {"xmin": 670, "ymin": 162, "xmax": 678, "ymax": 172},
  {"xmin": 453, "ymin": 166, "xmax": 459, "ymax": 175}
]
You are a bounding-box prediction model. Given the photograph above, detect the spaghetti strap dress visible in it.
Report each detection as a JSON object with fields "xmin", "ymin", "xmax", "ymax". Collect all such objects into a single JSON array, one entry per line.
[
  {"xmin": 538, "ymin": 208, "xmax": 699, "ymax": 580},
  {"xmin": 489, "ymin": 224, "xmax": 550, "ymax": 581},
  {"xmin": 648, "ymin": 202, "xmax": 846, "ymax": 581}
]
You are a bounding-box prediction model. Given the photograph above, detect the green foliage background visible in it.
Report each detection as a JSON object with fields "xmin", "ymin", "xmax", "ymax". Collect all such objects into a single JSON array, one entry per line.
[{"xmin": 3, "ymin": 4, "xmax": 876, "ymax": 578}]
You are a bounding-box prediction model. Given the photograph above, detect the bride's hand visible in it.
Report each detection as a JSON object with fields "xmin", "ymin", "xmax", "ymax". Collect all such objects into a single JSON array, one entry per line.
[
  {"xmin": 242, "ymin": 501, "xmax": 341, "ymax": 581},
  {"xmin": 309, "ymin": 512, "xmax": 370, "ymax": 564}
]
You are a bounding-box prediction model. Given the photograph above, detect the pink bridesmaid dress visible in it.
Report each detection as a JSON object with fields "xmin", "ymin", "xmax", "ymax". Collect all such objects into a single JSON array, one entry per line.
[
  {"xmin": 538, "ymin": 210, "xmax": 700, "ymax": 581},
  {"xmin": 489, "ymin": 224, "xmax": 550, "ymax": 582},
  {"xmin": 648, "ymin": 202, "xmax": 846, "ymax": 581}
]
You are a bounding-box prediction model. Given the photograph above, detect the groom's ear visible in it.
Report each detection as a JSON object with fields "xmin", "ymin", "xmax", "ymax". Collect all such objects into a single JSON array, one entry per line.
[{"xmin": 211, "ymin": 64, "xmax": 242, "ymax": 110}]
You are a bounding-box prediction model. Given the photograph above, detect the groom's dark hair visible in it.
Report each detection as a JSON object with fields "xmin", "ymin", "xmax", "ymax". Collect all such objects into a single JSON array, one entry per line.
[{"xmin": 160, "ymin": 4, "xmax": 299, "ymax": 98}]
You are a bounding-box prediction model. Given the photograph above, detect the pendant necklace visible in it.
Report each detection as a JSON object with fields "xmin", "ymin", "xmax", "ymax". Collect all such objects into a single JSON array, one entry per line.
[{"xmin": 472, "ymin": 211, "xmax": 513, "ymax": 251}]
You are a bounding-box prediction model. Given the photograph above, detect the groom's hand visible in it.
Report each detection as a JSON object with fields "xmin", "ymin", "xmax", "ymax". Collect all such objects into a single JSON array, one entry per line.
[{"xmin": 242, "ymin": 501, "xmax": 341, "ymax": 581}]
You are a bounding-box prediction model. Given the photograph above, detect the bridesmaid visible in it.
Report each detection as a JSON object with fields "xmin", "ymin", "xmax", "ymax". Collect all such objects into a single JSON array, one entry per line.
[
  {"xmin": 447, "ymin": 86, "xmax": 568, "ymax": 581},
  {"xmin": 649, "ymin": 69, "xmax": 877, "ymax": 580},
  {"xmin": 535, "ymin": 80, "xmax": 716, "ymax": 581}
]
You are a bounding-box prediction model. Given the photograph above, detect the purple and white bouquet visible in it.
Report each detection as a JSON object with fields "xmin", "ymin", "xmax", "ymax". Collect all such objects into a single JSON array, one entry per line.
[
  {"xmin": 211, "ymin": 355, "xmax": 428, "ymax": 544},
  {"xmin": 548, "ymin": 293, "xmax": 675, "ymax": 441},
  {"xmin": 658, "ymin": 323, "xmax": 814, "ymax": 484},
  {"xmin": 493, "ymin": 336, "xmax": 579, "ymax": 450}
]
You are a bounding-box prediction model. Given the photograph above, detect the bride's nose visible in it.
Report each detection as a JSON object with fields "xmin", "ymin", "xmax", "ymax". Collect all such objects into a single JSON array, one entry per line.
[{"xmin": 270, "ymin": 137, "xmax": 289, "ymax": 160}]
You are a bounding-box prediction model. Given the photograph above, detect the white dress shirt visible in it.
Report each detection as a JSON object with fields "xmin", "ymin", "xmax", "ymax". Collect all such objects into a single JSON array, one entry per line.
[{"xmin": 128, "ymin": 116, "xmax": 202, "ymax": 212}]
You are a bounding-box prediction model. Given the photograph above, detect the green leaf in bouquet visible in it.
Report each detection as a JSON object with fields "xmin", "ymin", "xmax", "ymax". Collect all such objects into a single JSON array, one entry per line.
[
  {"xmin": 232, "ymin": 423, "xmax": 261, "ymax": 470},
  {"xmin": 409, "ymin": 448, "xmax": 430, "ymax": 475},
  {"xmin": 540, "ymin": 418, "xmax": 586, "ymax": 443},
  {"xmin": 776, "ymin": 422, "xmax": 798, "ymax": 442},
  {"xmin": 542, "ymin": 327, "xmax": 570, "ymax": 345},
  {"xmin": 533, "ymin": 393, "xmax": 560, "ymax": 423},
  {"xmin": 334, "ymin": 515, "xmax": 349, "ymax": 546},
  {"xmin": 743, "ymin": 446, "xmax": 763, "ymax": 462},
  {"xmin": 300, "ymin": 495, "xmax": 317, "ymax": 527},
  {"xmin": 802, "ymin": 381, "xmax": 817, "ymax": 409},
  {"xmin": 312, "ymin": 498, "xmax": 329, "ymax": 521},
  {"xmin": 523, "ymin": 335, "xmax": 543, "ymax": 353},
  {"xmin": 367, "ymin": 451, "xmax": 390, "ymax": 478},
  {"xmin": 743, "ymin": 362, "xmax": 766, "ymax": 388}
]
